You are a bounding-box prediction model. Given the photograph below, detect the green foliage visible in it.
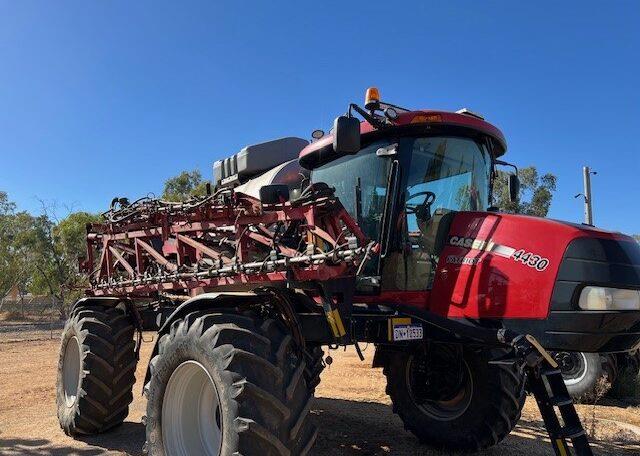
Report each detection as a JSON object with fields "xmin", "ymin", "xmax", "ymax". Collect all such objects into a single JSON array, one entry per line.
[
  {"xmin": 0, "ymin": 191, "xmax": 100, "ymax": 317},
  {"xmin": 55, "ymin": 212, "xmax": 101, "ymax": 260},
  {"xmin": 0, "ymin": 191, "xmax": 15, "ymax": 215},
  {"xmin": 29, "ymin": 210, "xmax": 101, "ymax": 317},
  {"xmin": 0, "ymin": 192, "xmax": 18, "ymax": 298},
  {"xmin": 0, "ymin": 193, "xmax": 33, "ymax": 300},
  {"xmin": 3, "ymin": 212, "xmax": 38, "ymax": 299},
  {"xmin": 493, "ymin": 166, "xmax": 557, "ymax": 217},
  {"xmin": 162, "ymin": 170, "xmax": 208, "ymax": 201}
]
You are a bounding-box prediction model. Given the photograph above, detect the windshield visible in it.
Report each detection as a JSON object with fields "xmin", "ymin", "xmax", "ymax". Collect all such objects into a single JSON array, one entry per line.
[
  {"xmin": 311, "ymin": 136, "xmax": 491, "ymax": 238},
  {"xmin": 404, "ymin": 136, "xmax": 491, "ymax": 217},
  {"xmin": 392, "ymin": 136, "xmax": 492, "ymax": 291}
]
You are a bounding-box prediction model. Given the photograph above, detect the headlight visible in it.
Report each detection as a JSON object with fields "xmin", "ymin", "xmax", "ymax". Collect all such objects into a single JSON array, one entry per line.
[{"xmin": 579, "ymin": 286, "xmax": 640, "ymax": 311}]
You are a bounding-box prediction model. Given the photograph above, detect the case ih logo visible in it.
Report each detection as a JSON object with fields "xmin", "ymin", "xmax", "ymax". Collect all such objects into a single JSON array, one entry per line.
[
  {"xmin": 448, "ymin": 236, "xmax": 493, "ymax": 251},
  {"xmin": 448, "ymin": 236, "xmax": 549, "ymax": 271}
]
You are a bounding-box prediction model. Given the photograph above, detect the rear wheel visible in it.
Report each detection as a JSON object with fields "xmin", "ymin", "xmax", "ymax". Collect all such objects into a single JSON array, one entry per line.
[
  {"xmin": 56, "ymin": 304, "xmax": 137, "ymax": 435},
  {"xmin": 144, "ymin": 309, "xmax": 318, "ymax": 456},
  {"xmin": 383, "ymin": 346, "xmax": 525, "ymax": 452}
]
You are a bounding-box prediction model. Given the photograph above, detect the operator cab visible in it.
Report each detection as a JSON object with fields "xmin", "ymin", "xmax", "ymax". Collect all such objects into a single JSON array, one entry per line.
[{"xmin": 303, "ymin": 88, "xmax": 506, "ymax": 294}]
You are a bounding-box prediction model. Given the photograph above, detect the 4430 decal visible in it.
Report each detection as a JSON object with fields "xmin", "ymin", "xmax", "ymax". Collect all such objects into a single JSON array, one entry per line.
[{"xmin": 511, "ymin": 249, "xmax": 549, "ymax": 271}]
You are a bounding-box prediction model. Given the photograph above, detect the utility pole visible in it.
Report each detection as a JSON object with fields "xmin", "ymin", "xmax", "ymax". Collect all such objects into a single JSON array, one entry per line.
[{"xmin": 575, "ymin": 166, "xmax": 596, "ymax": 225}]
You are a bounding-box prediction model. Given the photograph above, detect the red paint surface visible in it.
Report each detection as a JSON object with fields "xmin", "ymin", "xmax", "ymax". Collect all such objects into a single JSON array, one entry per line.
[
  {"xmin": 356, "ymin": 212, "xmax": 632, "ymax": 320},
  {"xmin": 299, "ymin": 110, "xmax": 508, "ymax": 168},
  {"xmin": 430, "ymin": 213, "xmax": 630, "ymax": 319}
]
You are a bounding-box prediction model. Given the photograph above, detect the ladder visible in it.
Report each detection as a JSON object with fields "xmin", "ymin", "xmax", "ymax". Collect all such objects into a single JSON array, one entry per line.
[{"xmin": 517, "ymin": 335, "xmax": 594, "ymax": 456}]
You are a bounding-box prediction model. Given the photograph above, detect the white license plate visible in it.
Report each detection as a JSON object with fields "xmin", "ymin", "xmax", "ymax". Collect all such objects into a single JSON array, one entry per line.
[{"xmin": 393, "ymin": 324, "xmax": 423, "ymax": 341}]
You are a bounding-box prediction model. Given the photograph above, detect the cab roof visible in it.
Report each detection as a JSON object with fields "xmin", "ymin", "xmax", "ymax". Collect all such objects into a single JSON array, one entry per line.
[{"xmin": 298, "ymin": 109, "xmax": 507, "ymax": 170}]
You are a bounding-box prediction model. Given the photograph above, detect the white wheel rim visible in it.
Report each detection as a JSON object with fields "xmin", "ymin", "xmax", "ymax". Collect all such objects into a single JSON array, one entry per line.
[
  {"xmin": 62, "ymin": 336, "xmax": 81, "ymax": 407},
  {"xmin": 563, "ymin": 352, "xmax": 589, "ymax": 386},
  {"xmin": 162, "ymin": 360, "xmax": 223, "ymax": 456}
]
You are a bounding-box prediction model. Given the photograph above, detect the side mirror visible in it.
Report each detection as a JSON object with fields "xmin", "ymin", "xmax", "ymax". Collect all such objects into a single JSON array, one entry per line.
[
  {"xmin": 259, "ymin": 184, "xmax": 290, "ymax": 206},
  {"xmin": 333, "ymin": 116, "xmax": 360, "ymax": 154},
  {"xmin": 508, "ymin": 173, "xmax": 520, "ymax": 203}
]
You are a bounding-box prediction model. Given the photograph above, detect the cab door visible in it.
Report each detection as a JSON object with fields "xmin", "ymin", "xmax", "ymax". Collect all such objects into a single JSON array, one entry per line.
[{"xmin": 381, "ymin": 136, "xmax": 491, "ymax": 292}]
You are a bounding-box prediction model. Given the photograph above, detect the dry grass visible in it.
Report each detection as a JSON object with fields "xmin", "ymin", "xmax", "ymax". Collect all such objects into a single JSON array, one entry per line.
[
  {"xmin": 584, "ymin": 377, "xmax": 610, "ymax": 439},
  {"xmin": 0, "ymin": 311, "xmax": 25, "ymax": 322}
]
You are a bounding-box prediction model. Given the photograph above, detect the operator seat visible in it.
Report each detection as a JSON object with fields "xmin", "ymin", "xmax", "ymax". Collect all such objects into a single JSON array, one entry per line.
[
  {"xmin": 382, "ymin": 207, "xmax": 455, "ymax": 291},
  {"xmin": 399, "ymin": 207, "xmax": 454, "ymax": 289},
  {"xmin": 417, "ymin": 207, "xmax": 455, "ymax": 256}
]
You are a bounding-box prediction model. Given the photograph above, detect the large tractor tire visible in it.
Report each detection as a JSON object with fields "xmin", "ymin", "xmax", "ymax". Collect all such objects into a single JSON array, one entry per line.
[
  {"xmin": 305, "ymin": 344, "xmax": 325, "ymax": 393},
  {"xmin": 56, "ymin": 304, "xmax": 137, "ymax": 435},
  {"xmin": 383, "ymin": 346, "xmax": 526, "ymax": 452},
  {"xmin": 144, "ymin": 309, "xmax": 318, "ymax": 456}
]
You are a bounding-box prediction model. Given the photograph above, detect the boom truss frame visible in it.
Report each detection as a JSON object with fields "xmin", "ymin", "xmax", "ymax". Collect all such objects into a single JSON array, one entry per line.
[{"xmin": 82, "ymin": 188, "xmax": 372, "ymax": 298}]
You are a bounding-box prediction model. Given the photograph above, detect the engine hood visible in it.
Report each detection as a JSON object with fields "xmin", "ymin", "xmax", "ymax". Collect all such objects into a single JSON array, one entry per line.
[
  {"xmin": 428, "ymin": 211, "xmax": 640, "ymax": 352},
  {"xmin": 429, "ymin": 211, "xmax": 639, "ymax": 319}
]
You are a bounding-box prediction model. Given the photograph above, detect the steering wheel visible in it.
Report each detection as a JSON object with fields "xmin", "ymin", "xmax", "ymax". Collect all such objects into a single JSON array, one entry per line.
[{"xmin": 406, "ymin": 191, "xmax": 436, "ymax": 221}]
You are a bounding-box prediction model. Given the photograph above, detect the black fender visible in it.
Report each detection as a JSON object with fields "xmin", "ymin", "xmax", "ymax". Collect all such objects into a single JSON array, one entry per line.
[{"xmin": 142, "ymin": 291, "xmax": 264, "ymax": 391}]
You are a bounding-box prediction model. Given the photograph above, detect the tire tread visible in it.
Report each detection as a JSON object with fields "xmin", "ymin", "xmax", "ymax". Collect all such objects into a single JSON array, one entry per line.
[
  {"xmin": 145, "ymin": 308, "xmax": 320, "ymax": 455},
  {"xmin": 56, "ymin": 305, "xmax": 136, "ymax": 436}
]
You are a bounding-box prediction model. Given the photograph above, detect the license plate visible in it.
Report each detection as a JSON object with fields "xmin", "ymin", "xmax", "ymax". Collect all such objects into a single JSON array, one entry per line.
[{"xmin": 393, "ymin": 324, "xmax": 423, "ymax": 341}]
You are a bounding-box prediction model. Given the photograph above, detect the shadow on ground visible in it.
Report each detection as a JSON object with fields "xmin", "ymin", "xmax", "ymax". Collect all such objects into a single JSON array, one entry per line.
[
  {"xmin": 0, "ymin": 422, "xmax": 145, "ymax": 456},
  {"xmin": 312, "ymin": 397, "xmax": 638, "ymax": 456},
  {"xmin": 2, "ymin": 399, "xmax": 638, "ymax": 455},
  {"xmin": 79, "ymin": 422, "xmax": 146, "ymax": 455},
  {"xmin": 0, "ymin": 437, "xmax": 104, "ymax": 456}
]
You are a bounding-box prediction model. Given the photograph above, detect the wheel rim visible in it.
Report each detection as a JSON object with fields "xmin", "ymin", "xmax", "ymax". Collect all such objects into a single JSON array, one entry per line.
[
  {"xmin": 406, "ymin": 355, "xmax": 473, "ymax": 421},
  {"xmin": 62, "ymin": 336, "xmax": 81, "ymax": 407},
  {"xmin": 162, "ymin": 360, "xmax": 223, "ymax": 456},
  {"xmin": 558, "ymin": 352, "xmax": 588, "ymax": 386}
]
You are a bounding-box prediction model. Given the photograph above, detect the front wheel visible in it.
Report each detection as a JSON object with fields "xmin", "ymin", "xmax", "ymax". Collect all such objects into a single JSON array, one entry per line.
[{"xmin": 383, "ymin": 346, "xmax": 525, "ymax": 452}]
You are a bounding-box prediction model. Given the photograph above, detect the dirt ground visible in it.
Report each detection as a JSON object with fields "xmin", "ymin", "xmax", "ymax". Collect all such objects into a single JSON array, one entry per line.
[{"xmin": 1, "ymin": 334, "xmax": 639, "ymax": 456}]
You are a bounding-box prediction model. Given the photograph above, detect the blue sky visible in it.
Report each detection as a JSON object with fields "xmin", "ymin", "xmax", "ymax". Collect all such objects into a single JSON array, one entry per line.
[{"xmin": 1, "ymin": 1, "xmax": 638, "ymax": 234}]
